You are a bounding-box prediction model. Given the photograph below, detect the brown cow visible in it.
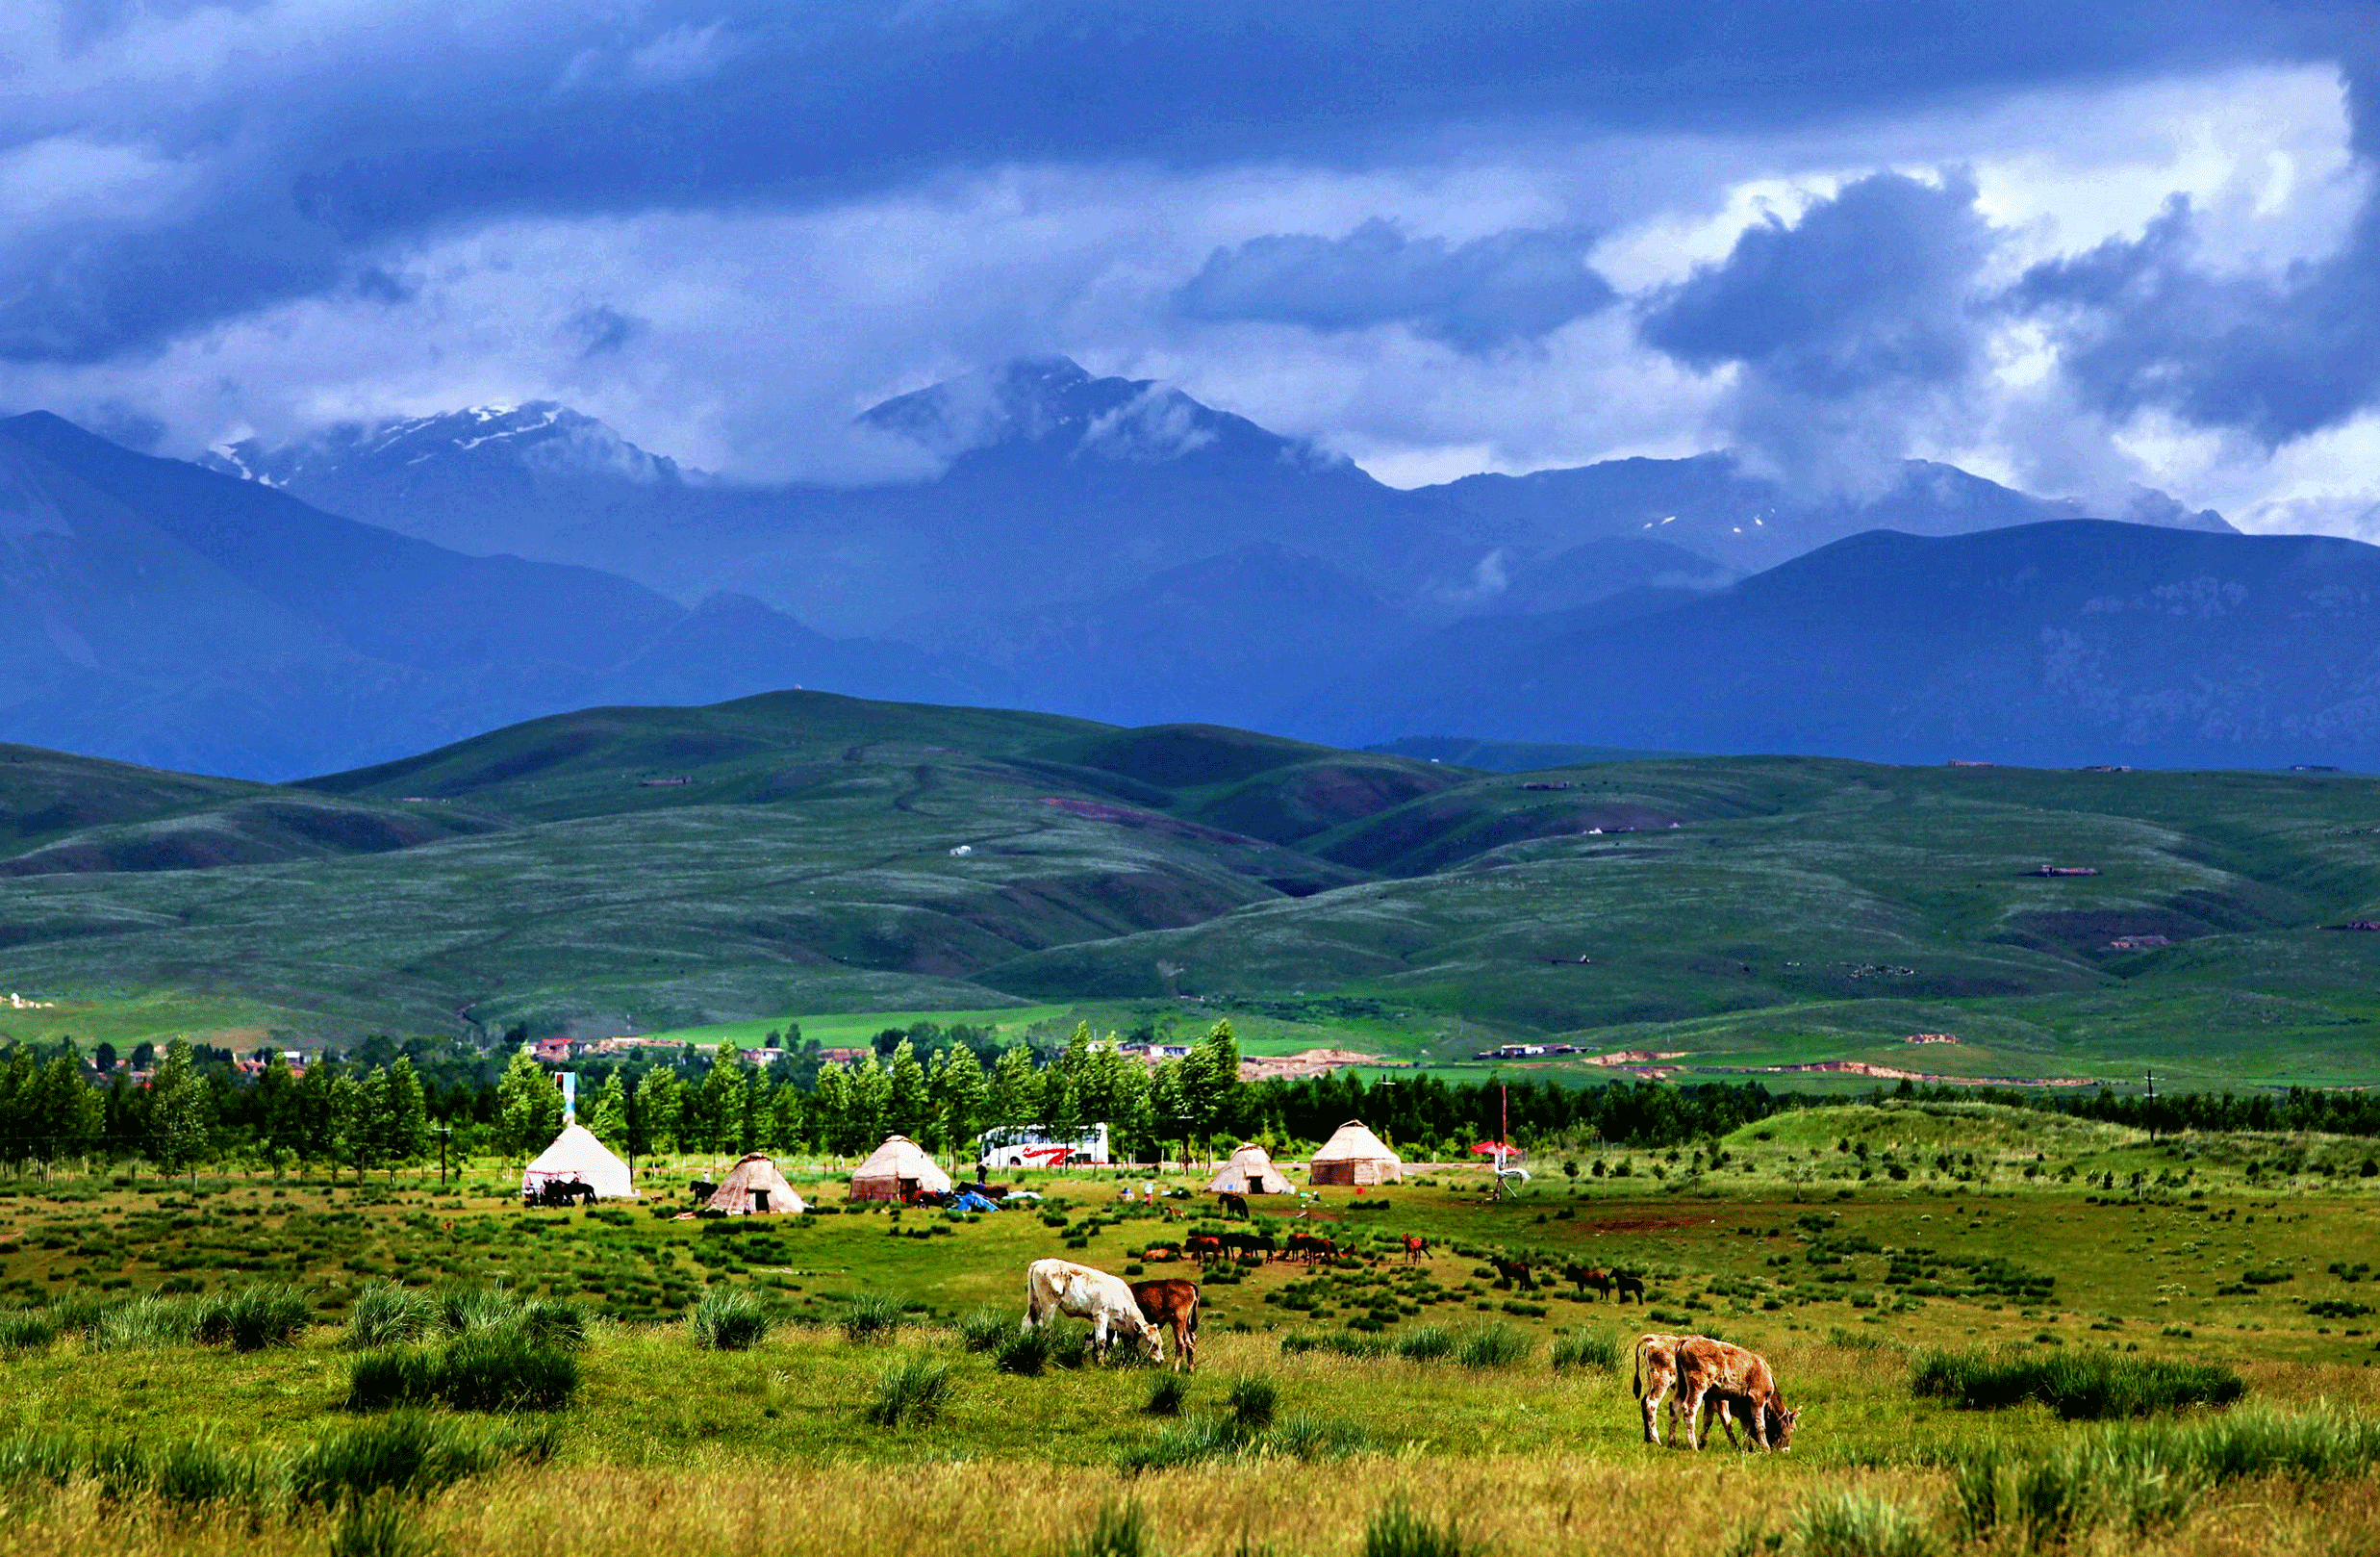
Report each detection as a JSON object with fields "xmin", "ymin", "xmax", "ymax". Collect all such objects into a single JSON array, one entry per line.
[
  {"xmin": 1130, "ymin": 1278, "xmax": 1201, "ymax": 1373},
  {"xmin": 1637, "ymin": 1333, "xmax": 1797, "ymax": 1450}
]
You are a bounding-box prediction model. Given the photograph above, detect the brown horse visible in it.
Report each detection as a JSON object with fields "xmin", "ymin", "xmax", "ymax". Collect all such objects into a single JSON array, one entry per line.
[{"xmin": 1130, "ymin": 1278, "xmax": 1202, "ymax": 1372}]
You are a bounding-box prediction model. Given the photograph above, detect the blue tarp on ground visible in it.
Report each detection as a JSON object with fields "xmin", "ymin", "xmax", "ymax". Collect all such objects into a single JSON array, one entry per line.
[{"xmin": 952, "ymin": 1189, "xmax": 1001, "ymax": 1212}]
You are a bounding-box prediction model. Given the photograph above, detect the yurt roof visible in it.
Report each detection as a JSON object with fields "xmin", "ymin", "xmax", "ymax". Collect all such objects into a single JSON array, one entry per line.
[
  {"xmin": 1311, "ymin": 1119, "xmax": 1401, "ymax": 1164},
  {"xmin": 709, "ymin": 1152, "xmax": 806, "ymax": 1212},
  {"xmin": 851, "ymin": 1135, "xmax": 953, "ymax": 1189},
  {"xmin": 1206, "ymin": 1140, "xmax": 1293, "ymax": 1193},
  {"xmin": 525, "ymin": 1123, "xmax": 628, "ymax": 1177}
]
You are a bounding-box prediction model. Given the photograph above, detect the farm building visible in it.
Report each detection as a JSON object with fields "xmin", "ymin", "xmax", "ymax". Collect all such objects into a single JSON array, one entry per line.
[
  {"xmin": 707, "ymin": 1153, "xmax": 807, "ymax": 1215},
  {"xmin": 1309, "ymin": 1119, "xmax": 1402, "ymax": 1186},
  {"xmin": 849, "ymin": 1135, "xmax": 952, "ymax": 1202},
  {"xmin": 521, "ymin": 1124, "xmax": 636, "ymax": 1200},
  {"xmin": 1206, "ymin": 1141, "xmax": 1294, "ymax": 1195}
]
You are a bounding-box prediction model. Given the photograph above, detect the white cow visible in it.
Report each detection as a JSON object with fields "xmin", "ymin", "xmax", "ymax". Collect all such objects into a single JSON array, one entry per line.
[{"xmin": 1023, "ymin": 1258, "xmax": 1163, "ymax": 1365}]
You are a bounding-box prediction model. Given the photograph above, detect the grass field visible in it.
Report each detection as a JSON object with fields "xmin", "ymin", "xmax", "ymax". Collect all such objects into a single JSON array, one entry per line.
[{"xmin": 5, "ymin": 1104, "xmax": 2380, "ymax": 1553}]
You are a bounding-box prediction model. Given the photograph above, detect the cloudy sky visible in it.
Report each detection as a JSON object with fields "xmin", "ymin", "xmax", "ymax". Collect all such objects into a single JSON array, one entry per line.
[{"xmin": 6, "ymin": 1, "xmax": 2379, "ymax": 532}]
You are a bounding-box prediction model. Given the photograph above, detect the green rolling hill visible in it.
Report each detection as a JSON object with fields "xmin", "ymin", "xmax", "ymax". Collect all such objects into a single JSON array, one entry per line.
[{"xmin": 3, "ymin": 692, "xmax": 2379, "ymax": 1087}]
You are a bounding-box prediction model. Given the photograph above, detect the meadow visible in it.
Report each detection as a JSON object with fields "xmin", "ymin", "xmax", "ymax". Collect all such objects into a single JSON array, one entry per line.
[{"xmin": 4, "ymin": 1103, "xmax": 2380, "ymax": 1555}]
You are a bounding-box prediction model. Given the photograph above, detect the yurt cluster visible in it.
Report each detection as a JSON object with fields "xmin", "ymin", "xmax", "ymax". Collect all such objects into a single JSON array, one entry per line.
[{"xmin": 519, "ymin": 1119, "xmax": 1401, "ymax": 1209}]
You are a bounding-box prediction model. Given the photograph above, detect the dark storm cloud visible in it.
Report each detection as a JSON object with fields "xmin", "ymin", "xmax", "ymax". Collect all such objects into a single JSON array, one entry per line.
[
  {"xmin": 1175, "ymin": 220, "xmax": 1615, "ymax": 351},
  {"xmin": 1641, "ymin": 171, "xmax": 1994, "ymax": 396},
  {"xmin": 3, "ymin": 0, "xmax": 2366, "ymax": 364},
  {"xmin": 2013, "ymin": 197, "xmax": 2380, "ymax": 446}
]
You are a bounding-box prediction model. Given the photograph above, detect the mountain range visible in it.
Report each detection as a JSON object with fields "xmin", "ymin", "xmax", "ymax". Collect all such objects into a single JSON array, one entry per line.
[{"xmin": 9, "ymin": 356, "xmax": 2373, "ymax": 776}]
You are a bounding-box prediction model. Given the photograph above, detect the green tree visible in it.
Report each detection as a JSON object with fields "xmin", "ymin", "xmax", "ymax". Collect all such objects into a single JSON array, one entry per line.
[
  {"xmin": 148, "ymin": 1038, "xmax": 215, "ymax": 1177},
  {"xmin": 382, "ymin": 1058, "xmax": 429, "ymax": 1178},
  {"xmin": 986, "ymin": 1045, "xmax": 1039, "ymax": 1132},
  {"xmin": 588, "ymin": 1072, "xmax": 630, "ymax": 1152},
  {"xmin": 23, "ymin": 1055, "xmax": 101, "ymax": 1166},
  {"xmin": 886, "ymin": 1039, "xmax": 930, "ymax": 1141},
  {"xmin": 808, "ymin": 1062, "xmax": 854, "ymax": 1154},
  {"xmin": 1177, "ymin": 1020, "xmax": 1243, "ymax": 1156},
  {"xmin": 847, "ymin": 1053, "xmax": 892, "ymax": 1153},
  {"xmin": 930, "ymin": 1045, "xmax": 990, "ymax": 1157},
  {"xmin": 695, "ymin": 1040, "xmax": 747, "ymax": 1162},
  {"xmin": 495, "ymin": 1046, "xmax": 563, "ymax": 1158},
  {"xmin": 635, "ymin": 1067, "xmax": 685, "ymax": 1155}
]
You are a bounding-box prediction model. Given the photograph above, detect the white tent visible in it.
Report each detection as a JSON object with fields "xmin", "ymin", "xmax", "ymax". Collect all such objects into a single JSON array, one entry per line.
[
  {"xmin": 521, "ymin": 1123, "xmax": 636, "ymax": 1199},
  {"xmin": 1206, "ymin": 1141, "xmax": 1294, "ymax": 1195},
  {"xmin": 850, "ymin": 1135, "xmax": 954, "ymax": 1202},
  {"xmin": 708, "ymin": 1153, "xmax": 807, "ymax": 1215},
  {"xmin": 1309, "ymin": 1119, "xmax": 1403, "ymax": 1186}
]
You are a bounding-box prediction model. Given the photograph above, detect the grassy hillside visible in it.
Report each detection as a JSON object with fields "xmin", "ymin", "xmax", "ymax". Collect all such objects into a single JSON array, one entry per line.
[{"xmin": 5, "ymin": 693, "xmax": 2380, "ymax": 1082}]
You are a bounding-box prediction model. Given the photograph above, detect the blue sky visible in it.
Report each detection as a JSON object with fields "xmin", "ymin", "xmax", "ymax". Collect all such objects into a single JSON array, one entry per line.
[{"xmin": 5, "ymin": 1, "xmax": 2378, "ymax": 532}]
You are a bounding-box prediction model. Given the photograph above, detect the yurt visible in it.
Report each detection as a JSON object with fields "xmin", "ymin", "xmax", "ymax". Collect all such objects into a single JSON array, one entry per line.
[
  {"xmin": 707, "ymin": 1153, "xmax": 808, "ymax": 1215},
  {"xmin": 1205, "ymin": 1141, "xmax": 1294, "ymax": 1195},
  {"xmin": 849, "ymin": 1135, "xmax": 953, "ymax": 1202},
  {"xmin": 1309, "ymin": 1119, "xmax": 1403, "ymax": 1186},
  {"xmin": 521, "ymin": 1124, "xmax": 636, "ymax": 1199}
]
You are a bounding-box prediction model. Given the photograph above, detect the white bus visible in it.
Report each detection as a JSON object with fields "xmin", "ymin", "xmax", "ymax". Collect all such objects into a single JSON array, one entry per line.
[{"xmin": 977, "ymin": 1123, "xmax": 1111, "ymax": 1168}]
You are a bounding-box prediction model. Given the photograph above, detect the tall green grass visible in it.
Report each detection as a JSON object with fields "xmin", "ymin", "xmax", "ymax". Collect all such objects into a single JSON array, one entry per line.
[
  {"xmin": 1791, "ymin": 1491, "xmax": 1939, "ymax": 1557},
  {"xmin": 1360, "ymin": 1498, "xmax": 1466, "ymax": 1557},
  {"xmin": 1549, "ymin": 1331, "xmax": 1620, "ymax": 1371},
  {"xmin": 1456, "ymin": 1321, "xmax": 1532, "ymax": 1369},
  {"xmin": 1910, "ymin": 1346, "xmax": 2244, "ymax": 1418},
  {"xmin": 345, "ymin": 1331, "xmax": 580, "ymax": 1413},
  {"xmin": 863, "ymin": 1357, "xmax": 952, "ymax": 1428},
  {"xmin": 841, "ymin": 1294, "xmax": 905, "ymax": 1343},
  {"xmin": 692, "ymin": 1289, "xmax": 772, "ymax": 1351}
]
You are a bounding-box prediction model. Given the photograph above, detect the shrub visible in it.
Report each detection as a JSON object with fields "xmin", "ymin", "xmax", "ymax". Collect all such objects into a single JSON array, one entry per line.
[
  {"xmin": 516, "ymin": 1296, "xmax": 589, "ymax": 1352},
  {"xmin": 85, "ymin": 1295, "xmax": 204, "ymax": 1352},
  {"xmin": 1456, "ymin": 1320, "xmax": 1532, "ymax": 1369},
  {"xmin": 1066, "ymin": 1503, "xmax": 1155, "ymax": 1557},
  {"xmin": 1549, "ymin": 1331, "xmax": 1620, "ymax": 1371},
  {"xmin": 1144, "ymin": 1374, "xmax": 1189, "ymax": 1417},
  {"xmin": 290, "ymin": 1409, "xmax": 551, "ymax": 1509},
  {"xmin": 327, "ymin": 1495, "xmax": 441, "ymax": 1557},
  {"xmin": 89, "ymin": 1434, "xmax": 272, "ymax": 1513},
  {"xmin": 1793, "ymin": 1491, "xmax": 1939, "ymax": 1557},
  {"xmin": 1227, "ymin": 1376, "xmax": 1278, "ymax": 1432},
  {"xmin": 345, "ymin": 1334, "xmax": 579, "ymax": 1413},
  {"xmin": 348, "ymin": 1285, "xmax": 437, "ymax": 1349},
  {"xmin": 864, "ymin": 1357, "xmax": 952, "ymax": 1428},
  {"xmin": 1911, "ymin": 1347, "xmax": 2244, "ymax": 1418},
  {"xmin": 193, "ymin": 1283, "xmax": 312, "ymax": 1351},
  {"xmin": 1361, "ymin": 1498, "xmax": 1465, "ymax": 1557},
  {"xmin": 346, "ymin": 1348, "xmax": 439, "ymax": 1413},
  {"xmin": 994, "ymin": 1327, "xmax": 1051, "ymax": 1376},
  {"xmin": 693, "ymin": 1289, "xmax": 771, "ymax": 1351},
  {"xmin": 0, "ymin": 1311, "xmax": 58, "ymax": 1355},
  {"xmin": 841, "ymin": 1294, "xmax": 905, "ymax": 1343},
  {"xmin": 1395, "ymin": 1325, "xmax": 1455, "ymax": 1363},
  {"xmin": 957, "ymin": 1309, "xmax": 1011, "ymax": 1353}
]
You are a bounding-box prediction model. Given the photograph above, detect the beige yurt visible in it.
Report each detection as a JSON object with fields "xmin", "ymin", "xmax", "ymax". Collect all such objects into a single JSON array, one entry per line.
[
  {"xmin": 849, "ymin": 1135, "xmax": 953, "ymax": 1202},
  {"xmin": 520, "ymin": 1124, "xmax": 636, "ymax": 1199},
  {"xmin": 1205, "ymin": 1141, "xmax": 1294, "ymax": 1195},
  {"xmin": 707, "ymin": 1153, "xmax": 808, "ymax": 1215},
  {"xmin": 1309, "ymin": 1119, "xmax": 1403, "ymax": 1186}
]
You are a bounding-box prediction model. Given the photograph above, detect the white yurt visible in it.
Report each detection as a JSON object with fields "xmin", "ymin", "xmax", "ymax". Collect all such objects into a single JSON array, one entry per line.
[
  {"xmin": 849, "ymin": 1135, "xmax": 953, "ymax": 1202},
  {"xmin": 520, "ymin": 1123, "xmax": 636, "ymax": 1199},
  {"xmin": 708, "ymin": 1153, "xmax": 808, "ymax": 1214},
  {"xmin": 1205, "ymin": 1141, "xmax": 1294, "ymax": 1195},
  {"xmin": 1309, "ymin": 1119, "xmax": 1404, "ymax": 1186}
]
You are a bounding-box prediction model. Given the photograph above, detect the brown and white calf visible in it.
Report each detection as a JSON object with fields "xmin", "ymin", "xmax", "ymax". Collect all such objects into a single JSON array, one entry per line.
[
  {"xmin": 1634, "ymin": 1333, "xmax": 1798, "ymax": 1450},
  {"xmin": 1024, "ymin": 1258, "xmax": 1163, "ymax": 1365}
]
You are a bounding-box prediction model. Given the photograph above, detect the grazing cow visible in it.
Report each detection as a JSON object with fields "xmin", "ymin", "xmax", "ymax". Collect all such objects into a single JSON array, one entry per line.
[
  {"xmin": 1143, "ymin": 1244, "xmax": 1179, "ymax": 1263},
  {"xmin": 1612, "ymin": 1271, "xmax": 1646, "ymax": 1304},
  {"xmin": 1400, "ymin": 1235, "xmax": 1430, "ymax": 1264},
  {"xmin": 1489, "ymin": 1255, "xmax": 1536, "ymax": 1291},
  {"xmin": 1024, "ymin": 1258, "xmax": 1163, "ymax": 1366},
  {"xmin": 1637, "ymin": 1334, "xmax": 1797, "ymax": 1451},
  {"xmin": 1185, "ymin": 1235, "xmax": 1226, "ymax": 1262},
  {"xmin": 1129, "ymin": 1279, "xmax": 1201, "ymax": 1373},
  {"xmin": 1218, "ymin": 1192, "xmax": 1251, "ymax": 1221}
]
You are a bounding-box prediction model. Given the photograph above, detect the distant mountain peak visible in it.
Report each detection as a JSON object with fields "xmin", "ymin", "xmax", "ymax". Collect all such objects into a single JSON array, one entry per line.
[
  {"xmin": 204, "ymin": 402, "xmax": 681, "ymax": 490},
  {"xmin": 860, "ymin": 356, "xmax": 1345, "ymax": 472}
]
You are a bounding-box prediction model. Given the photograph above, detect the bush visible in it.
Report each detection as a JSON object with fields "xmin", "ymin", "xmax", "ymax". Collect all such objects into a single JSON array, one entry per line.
[
  {"xmin": 957, "ymin": 1309, "xmax": 1011, "ymax": 1353},
  {"xmin": 1911, "ymin": 1347, "xmax": 2244, "ymax": 1418},
  {"xmin": 349, "ymin": 1285, "xmax": 437, "ymax": 1349},
  {"xmin": 1793, "ymin": 1491, "xmax": 1939, "ymax": 1557},
  {"xmin": 0, "ymin": 1311, "xmax": 58, "ymax": 1355},
  {"xmin": 1395, "ymin": 1325, "xmax": 1455, "ymax": 1363},
  {"xmin": 994, "ymin": 1326, "xmax": 1052, "ymax": 1376},
  {"xmin": 1549, "ymin": 1331, "xmax": 1620, "ymax": 1371},
  {"xmin": 692, "ymin": 1289, "xmax": 771, "ymax": 1351},
  {"xmin": 194, "ymin": 1283, "xmax": 312, "ymax": 1351},
  {"xmin": 1144, "ymin": 1375, "xmax": 1189, "ymax": 1417},
  {"xmin": 345, "ymin": 1333, "xmax": 580, "ymax": 1413},
  {"xmin": 89, "ymin": 1434, "xmax": 273, "ymax": 1513},
  {"xmin": 86, "ymin": 1295, "xmax": 204, "ymax": 1352},
  {"xmin": 345, "ymin": 1349, "xmax": 439, "ymax": 1413},
  {"xmin": 1066, "ymin": 1503, "xmax": 1155, "ymax": 1557},
  {"xmin": 1227, "ymin": 1376, "xmax": 1278, "ymax": 1432},
  {"xmin": 1456, "ymin": 1320, "xmax": 1532, "ymax": 1369},
  {"xmin": 290, "ymin": 1409, "xmax": 551, "ymax": 1509},
  {"xmin": 841, "ymin": 1294, "xmax": 905, "ymax": 1343},
  {"xmin": 1361, "ymin": 1498, "xmax": 1465, "ymax": 1557},
  {"xmin": 864, "ymin": 1357, "xmax": 952, "ymax": 1428}
]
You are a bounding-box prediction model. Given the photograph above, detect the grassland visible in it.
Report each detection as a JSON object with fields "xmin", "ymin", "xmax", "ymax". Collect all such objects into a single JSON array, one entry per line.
[
  {"xmin": 4, "ymin": 1105, "xmax": 2380, "ymax": 1554},
  {"xmin": 6, "ymin": 693, "xmax": 2380, "ymax": 1086}
]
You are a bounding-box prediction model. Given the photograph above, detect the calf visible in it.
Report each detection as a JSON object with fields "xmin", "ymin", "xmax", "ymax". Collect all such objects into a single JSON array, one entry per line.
[
  {"xmin": 1670, "ymin": 1336, "xmax": 1798, "ymax": 1451},
  {"xmin": 1129, "ymin": 1278, "xmax": 1201, "ymax": 1373},
  {"xmin": 1024, "ymin": 1258, "xmax": 1163, "ymax": 1366}
]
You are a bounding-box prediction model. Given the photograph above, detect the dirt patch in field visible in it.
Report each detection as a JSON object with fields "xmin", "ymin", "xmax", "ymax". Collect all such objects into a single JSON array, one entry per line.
[{"xmin": 1238, "ymin": 1048, "xmax": 1392, "ymax": 1081}]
